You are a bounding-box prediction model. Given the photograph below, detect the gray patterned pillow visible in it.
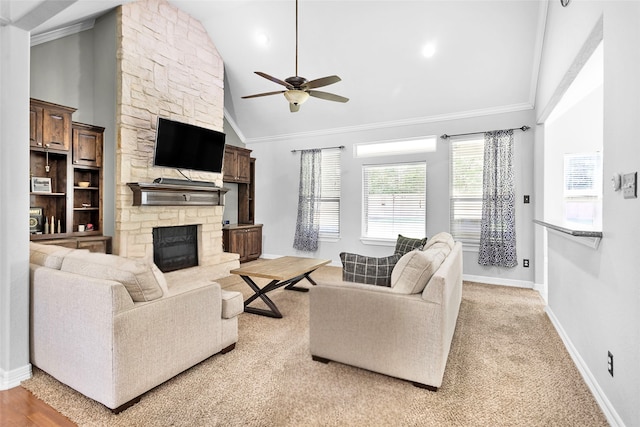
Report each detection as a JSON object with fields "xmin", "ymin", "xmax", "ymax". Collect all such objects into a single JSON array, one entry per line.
[
  {"xmin": 340, "ymin": 252, "xmax": 402, "ymax": 287},
  {"xmin": 394, "ymin": 234, "xmax": 428, "ymax": 255}
]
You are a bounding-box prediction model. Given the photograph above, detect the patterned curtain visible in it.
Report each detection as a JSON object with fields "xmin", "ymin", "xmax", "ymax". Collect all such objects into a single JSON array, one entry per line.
[
  {"xmin": 478, "ymin": 130, "xmax": 517, "ymax": 267},
  {"xmin": 293, "ymin": 149, "xmax": 322, "ymax": 251}
]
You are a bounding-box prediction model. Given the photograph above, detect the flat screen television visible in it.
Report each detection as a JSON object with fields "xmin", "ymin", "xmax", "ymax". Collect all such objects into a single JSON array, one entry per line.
[{"xmin": 153, "ymin": 117, "xmax": 226, "ymax": 174}]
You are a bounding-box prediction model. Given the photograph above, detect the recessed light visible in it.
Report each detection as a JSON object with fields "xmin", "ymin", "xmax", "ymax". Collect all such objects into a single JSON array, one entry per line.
[
  {"xmin": 422, "ymin": 43, "xmax": 436, "ymax": 58},
  {"xmin": 256, "ymin": 32, "xmax": 270, "ymax": 47}
]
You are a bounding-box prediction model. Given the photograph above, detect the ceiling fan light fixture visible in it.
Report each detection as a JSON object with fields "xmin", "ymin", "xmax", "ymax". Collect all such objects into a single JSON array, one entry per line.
[{"xmin": 284, "ymin": 89, "xmax": 310, "ymax": 105}]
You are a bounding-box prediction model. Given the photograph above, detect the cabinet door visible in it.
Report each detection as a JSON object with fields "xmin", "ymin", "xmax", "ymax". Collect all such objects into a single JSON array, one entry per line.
[
  {"xmin": 72, "ymin": 125, "xmax": 103, "ymax": 167},
  {"xmin": 245, "ymin": 227, "xmax": 262, "ymax": 261},
  {"xmin": 30, "ymin": 104, "xmax": 43, "ymax": 147},
  {"xmin": 229, "ymin": 229, "xmax": 248, "ymax": 262},
  {"xmin": 223, "ymin": 147, "xmax": 237, "ymax": 182},
  {"xmin": 42, "ymin": 107, "xmax": 72, "ymax": 151},
  {"xmin": 236, "ymin": 149, "xmax": 251, "ymax": 183}
]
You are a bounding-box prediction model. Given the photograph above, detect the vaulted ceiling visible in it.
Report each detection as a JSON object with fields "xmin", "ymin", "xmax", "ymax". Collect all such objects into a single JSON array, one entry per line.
[{"xmin": 26, "ymin": 0, "xmax": 547, "ymax": 143}]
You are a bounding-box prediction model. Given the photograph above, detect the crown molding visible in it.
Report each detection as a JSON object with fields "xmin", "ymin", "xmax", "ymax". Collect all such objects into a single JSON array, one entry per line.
[
  {"xmin": 244, "ymin": 102, "xmax": 534, "ymax": 144},
  {"xmin": 30, "ymin": 19, "xmax": 95, "ymax": 47},
  {"xmin": 529, "ymin": 0, "xmax": 549, "ymax": 109},
  {"xmin": 223, "ymin": 108, "xmax": 247, "ymax": 143}
]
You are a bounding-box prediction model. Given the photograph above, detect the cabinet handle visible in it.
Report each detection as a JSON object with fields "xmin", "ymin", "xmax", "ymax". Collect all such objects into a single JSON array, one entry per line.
[{"xmin": 51, "ymin": 115, "xmax": 62, "ymax": 120}]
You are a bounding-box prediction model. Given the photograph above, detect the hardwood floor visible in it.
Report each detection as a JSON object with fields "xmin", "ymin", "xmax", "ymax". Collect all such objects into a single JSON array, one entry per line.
[{"xmin": 0, "ymin": 386, "xmax": 75, "ymax": 426}]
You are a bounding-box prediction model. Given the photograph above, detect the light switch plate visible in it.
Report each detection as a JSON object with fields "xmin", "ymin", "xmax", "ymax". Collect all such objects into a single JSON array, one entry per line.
[{"xmin": 623, "ymin": 172, "xmax": 637, "ymax": 199}]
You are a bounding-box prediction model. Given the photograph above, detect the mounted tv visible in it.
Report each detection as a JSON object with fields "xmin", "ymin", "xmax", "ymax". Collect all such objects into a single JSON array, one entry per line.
[{"xmin": 153, "ymin": 117, "xmax": 226, "ymax": 174}]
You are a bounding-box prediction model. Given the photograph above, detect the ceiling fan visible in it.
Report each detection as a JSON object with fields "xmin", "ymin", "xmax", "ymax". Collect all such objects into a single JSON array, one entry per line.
[{"xmin": 241, "ymin": 0, "xmax": 349, "ymax": 113}]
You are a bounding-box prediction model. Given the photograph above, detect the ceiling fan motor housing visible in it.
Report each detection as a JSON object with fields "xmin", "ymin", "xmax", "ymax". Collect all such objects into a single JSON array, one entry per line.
[{"xmin": 285, "ymin": 76, "xmax": 308, "ymax": 89}]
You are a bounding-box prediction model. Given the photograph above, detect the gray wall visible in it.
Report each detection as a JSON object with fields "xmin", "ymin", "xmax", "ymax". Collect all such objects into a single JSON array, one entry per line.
[
  {"xmin": 30, "ymin": 11, "xmax": 117, "ymax": 237},
  {"xmin": 535, "ymin": 1, "xmax": 639, "ymax": 425},
  {"xmin": 248, "ymin": 108, "xmax": 536, "ymax": 286}
]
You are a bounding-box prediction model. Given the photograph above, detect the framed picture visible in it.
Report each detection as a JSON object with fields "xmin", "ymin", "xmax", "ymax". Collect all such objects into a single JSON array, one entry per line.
[{"xmin": 31, "ymin": 177, "xmax": 52, "ymax": 193}]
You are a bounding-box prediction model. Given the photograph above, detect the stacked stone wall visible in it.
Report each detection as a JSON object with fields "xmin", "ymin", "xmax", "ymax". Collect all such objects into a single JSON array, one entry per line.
[{"xmin": 115, "ymin": 0, "xmax": 226, "ymax": 266}]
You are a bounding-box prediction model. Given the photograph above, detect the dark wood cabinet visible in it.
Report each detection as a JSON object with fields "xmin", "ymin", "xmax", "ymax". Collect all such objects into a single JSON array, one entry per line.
[
  {"xmin": 72, "ymin": 122, "xmax": 104, "ymax": 167},
  {"xmin": 223, "ymin": 145, "xmax": 251, "ymax": 183},
  {"xmin": 223, "ymin": 224, "xmax": 262, "ymax": 262},
  {"xmin": 30, "ymin": 99, "xmax": 75, "ymax": 151},
  {"xmin": 29, "ymin": 99, "xmax": 108, "ymax": 248}
]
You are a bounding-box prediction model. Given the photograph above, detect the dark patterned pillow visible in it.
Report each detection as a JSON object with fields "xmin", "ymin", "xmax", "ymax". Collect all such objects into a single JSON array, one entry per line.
[
  {"xmin": 340, "ymin": 252, "xmax": 402, "ymax": 287},
  {"xmin": 394, "ymin": 234, "xmax": 428, "ymax": 256}
]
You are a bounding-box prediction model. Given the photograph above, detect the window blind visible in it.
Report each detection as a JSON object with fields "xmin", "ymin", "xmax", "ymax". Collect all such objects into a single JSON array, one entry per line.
[
  {"xmin": 450, "ymin": 137, "xmax": 484, "ymax": 243},
  {"xmin": 317, "ymin": 148, "xmax": 341, "ymax": 238},
  {"xmin": 362, "ymin": 162, "xmax": 426, "ymax": 239}
]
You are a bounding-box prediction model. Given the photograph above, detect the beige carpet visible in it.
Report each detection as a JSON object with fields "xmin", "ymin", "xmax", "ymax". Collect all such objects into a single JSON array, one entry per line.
[{"xmin": 22, "ymin": 266, "xmax": 608, "ymax": 426}]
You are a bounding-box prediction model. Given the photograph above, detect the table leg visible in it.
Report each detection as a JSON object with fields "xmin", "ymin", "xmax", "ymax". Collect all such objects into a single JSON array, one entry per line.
[
  {"xmin": 284, "ymin": 268, "xmax": 320, "ymax": 292},
  {"xmin": 241, "ymin": 276, "xmax": 283, "ymax": 318}
]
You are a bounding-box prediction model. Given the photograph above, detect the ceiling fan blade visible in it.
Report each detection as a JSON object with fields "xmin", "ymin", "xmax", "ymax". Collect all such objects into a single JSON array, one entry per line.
[
  {"xmin": 255, "ymin": 72, "xmax": 294, "ymax": 89},
  {"xmin": 303, "ymin": 75, "xmax": 341, "ymax": 90},
  {"xmin": 308, "ymin": 90, "xmax": 349, "ymax": 103},
  {"xmin": 290, "ymin": 103, "xmax": 300, "ymax": 113},
  {"xmin": 242, "ymin": 90, "xmax": 286, "ymax": 99}
]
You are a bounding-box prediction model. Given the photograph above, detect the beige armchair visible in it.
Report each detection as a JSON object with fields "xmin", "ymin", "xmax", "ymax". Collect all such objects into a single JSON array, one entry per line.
[{"xmin": 309, "ymin": 235, "xmax": 463, "ymax": 390}]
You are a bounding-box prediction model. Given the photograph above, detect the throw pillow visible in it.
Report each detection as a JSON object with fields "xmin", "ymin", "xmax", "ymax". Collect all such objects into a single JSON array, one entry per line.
[
  {"xmin": 394, "ymin": 234, "xmax": 428, "ymax": 256},
  {"xmin": 340, "ymin": 252, "xmax": 402, "ymax": 287},
  {"xmin": 422, "ymin": 231, "xmax": 455, "ymax": 251},
  {"xmin": 61, "ymin": 251, "xmax": 164, "ymax": 302},
  {"xmin": 390, "ymin": 246, "xmax": 448, "ymax": 294}
]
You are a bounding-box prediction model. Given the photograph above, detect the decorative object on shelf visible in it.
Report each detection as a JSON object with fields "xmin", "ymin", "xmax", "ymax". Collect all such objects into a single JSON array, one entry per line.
[
  {"xmin": 86, "ymin": 223, "xmax": 94, "ymax": 231},
  {"xmin": 560, "ymin": 0, "xmax": 570, "ymax": 6},
  {"xmin": 78, "ymin": 181, "xmax": 90, "ymax": 187},
  {"xmin": 31, "ymin": 177, "xmax": 52, "ymax": 193},
  {"xmin": 82, "ymin": 203, "xmax": 91, "ymax": 208},
  {"xmin": 30, "ymin": 207, "xmax": 44, "ymax": 234},
  {"xmin": 78, "ymin": 224, "xmax": 85, "ymax": 232}
]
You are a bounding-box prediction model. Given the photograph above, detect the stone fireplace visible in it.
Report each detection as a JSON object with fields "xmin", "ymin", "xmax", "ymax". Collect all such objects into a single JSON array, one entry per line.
[{"xmin": 113, "ymin": 0, "xmax": 238, "ymax": 276}]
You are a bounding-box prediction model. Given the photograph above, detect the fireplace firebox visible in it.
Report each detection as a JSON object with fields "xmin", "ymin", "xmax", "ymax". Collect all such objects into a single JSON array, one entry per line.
[{"xmin": 153, "ymin": 225, "xmax": 198, "ymax": 272}]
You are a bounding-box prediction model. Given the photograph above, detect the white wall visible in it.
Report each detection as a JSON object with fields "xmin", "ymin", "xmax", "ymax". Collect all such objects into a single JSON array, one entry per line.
[
  {"xmin": 0, "ymin": 24, "xmax": 32, "ymax": 389},
  {"xmin": 535, "ymin": 1, "xmax": 640, "ymax": 425},
  {"xmin": 248, "ymin": 108, "xmax": 536, "ymax": 285}
]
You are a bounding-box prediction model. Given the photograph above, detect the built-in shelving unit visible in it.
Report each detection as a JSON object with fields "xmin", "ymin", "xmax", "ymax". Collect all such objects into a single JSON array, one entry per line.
[{"xmin": 29, "ymin": 99, "xmax": 111, "ymax": 253}]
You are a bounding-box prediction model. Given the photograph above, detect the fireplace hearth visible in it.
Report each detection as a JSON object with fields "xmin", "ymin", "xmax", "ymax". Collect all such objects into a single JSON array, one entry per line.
[{"xmin": 153, "ymin": 225, "xmax": 198, "ymax": 272}]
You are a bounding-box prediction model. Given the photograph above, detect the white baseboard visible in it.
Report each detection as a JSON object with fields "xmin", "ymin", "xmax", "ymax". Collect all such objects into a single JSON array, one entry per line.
[
  {"xmin": 463, "ymin": 274, "xmax": 534, "ymax": 289},
  {"xmin": 0, "ymin": 363, "xmax": 32, "ymax": 390},
  {"xmin": 545, "ymin": 307, "xmax": 625, "ymax": 427}
]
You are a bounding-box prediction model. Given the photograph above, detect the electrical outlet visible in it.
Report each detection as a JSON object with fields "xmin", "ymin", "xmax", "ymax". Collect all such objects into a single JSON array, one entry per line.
[
  {"xmin": 607, "ymin": 351, "xmax": 614, "ymax": 377},
  {"xmin": 523, "ymin": 259, "xmax": 529, "ymax": 268}
]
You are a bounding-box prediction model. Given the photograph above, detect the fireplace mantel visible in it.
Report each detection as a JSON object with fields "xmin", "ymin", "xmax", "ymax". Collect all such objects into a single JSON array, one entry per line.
[{"xmin": 127, "ymin": 182, "xmax": 228, "ymax": 206}]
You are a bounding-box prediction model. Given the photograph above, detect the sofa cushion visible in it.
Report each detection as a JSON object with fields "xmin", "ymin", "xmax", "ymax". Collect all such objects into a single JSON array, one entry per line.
[
  {"xmin": 423, "ymin": 231, "xmax": 455, "ymax": 251},
  {"xmin": 340, "ymin": 252, "xmax": 402, "ymax": 287},
  {"xmin": 61, "ymin": 251, "xmax": 164, "ymax": 302},
  {"xmin": 29, "ymin": 243, "xmax": 75, "ymax": 270},
  {"xmin": 394, "ymin": 234, "xmax": 428, "ymax": 255},
  {"xmin": 221, "ymin": 289, "xmax": 244, "ymax": 319},
  {"xmin": 391, "ymin": 246, "xmax": 448, "ymax": 294}
]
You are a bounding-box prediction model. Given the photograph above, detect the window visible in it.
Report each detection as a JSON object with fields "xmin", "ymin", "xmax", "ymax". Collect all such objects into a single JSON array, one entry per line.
[
  {"xmin": 362, "ymin": 162, "xmax": 426, "ymax": 240},
  {"xmin": 450, "ymin": 137, "xmax": 484, "ymax": 244},
  {"xmin": 563, "ymin": 152, "xmax": 602, "ymax": 225},
  {"xmin": 354, "ymin": 136, "xmax": 436, "ymax": 158},
  {"xmin": 317, "ymin": 148, "xmax": 341, "ymax": 239}
]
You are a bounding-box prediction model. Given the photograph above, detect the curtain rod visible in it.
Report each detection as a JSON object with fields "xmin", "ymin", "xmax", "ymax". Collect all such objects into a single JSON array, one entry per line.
[
  {"xmin": 291, "ymin": 145, "xmax": 345, "ymax": 153},
  {"xmin": 440, "ymin": 125, "xmax": 530, "ymax": 140}
]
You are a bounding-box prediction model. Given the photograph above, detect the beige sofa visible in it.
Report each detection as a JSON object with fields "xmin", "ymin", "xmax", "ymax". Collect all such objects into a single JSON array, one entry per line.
[
  {"xmin": 309, "ymin": 232, "xmax": 463, "ymax": 390},
  {"xmin": 28, "ymin": 242, "xmax": 243, "ymax": 412}
]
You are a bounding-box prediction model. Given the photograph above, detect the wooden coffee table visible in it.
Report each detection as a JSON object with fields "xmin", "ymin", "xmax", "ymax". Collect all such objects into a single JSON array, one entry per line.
[{"xmin": 230, "ymin": 256, "xmax": 330, "ymax": 318}]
